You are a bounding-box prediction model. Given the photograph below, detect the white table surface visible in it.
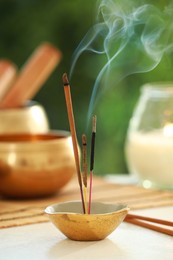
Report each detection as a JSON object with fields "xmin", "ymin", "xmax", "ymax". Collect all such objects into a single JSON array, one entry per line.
[{"xmin": 1, "ymin": 175, "xmax": 173, "ymax": 260}]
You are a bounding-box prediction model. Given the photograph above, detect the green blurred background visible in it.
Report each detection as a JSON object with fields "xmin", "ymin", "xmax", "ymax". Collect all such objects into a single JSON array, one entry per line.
[{"xmin": 0, "ymin": 0, "xmax": 173, "ymax": 175}]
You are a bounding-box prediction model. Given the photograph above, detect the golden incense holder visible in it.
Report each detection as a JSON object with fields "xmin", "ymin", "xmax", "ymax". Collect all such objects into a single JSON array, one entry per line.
[{"xmin": 45, "ymin": 201, "xmax": 129, "ymax": 241}]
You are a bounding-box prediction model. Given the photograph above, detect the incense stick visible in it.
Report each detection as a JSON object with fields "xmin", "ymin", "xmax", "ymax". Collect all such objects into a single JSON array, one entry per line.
[
  {"xmin": 82, "ymin": 134, "xmax": 88, "ymax": 187},
  {"xmin": 82, "ymin": 134, "xmax": 88, "ymax": 214},
  {"xmin": 63, "ymin": 73, "xmax": 85, "ymax": 213},
  {"xmin": 88, "ymin": 115, "xmax": 97, "ymax": 214}
]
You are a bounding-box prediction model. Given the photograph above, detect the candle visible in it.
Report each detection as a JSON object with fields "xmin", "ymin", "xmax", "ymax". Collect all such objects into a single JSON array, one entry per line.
[{"xmin": 126, "ymin": 125, "xmax": 173, "ymax": 189}]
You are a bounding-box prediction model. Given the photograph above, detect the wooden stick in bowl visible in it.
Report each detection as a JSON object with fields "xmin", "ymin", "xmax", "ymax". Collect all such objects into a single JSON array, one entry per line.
[
  {"xmin": 0, "ymin": 43, "xmax": 62, "ymax": 108},
  {"xmin": 0, "ymin": 60, "xmax": 17, "ymax": 102}
]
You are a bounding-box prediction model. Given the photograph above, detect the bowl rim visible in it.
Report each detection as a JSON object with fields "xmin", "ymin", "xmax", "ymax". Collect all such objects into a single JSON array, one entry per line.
[
  {"xmin": 45, "ymin": 200, "xmax": 130, "ymax": 216},
  {"xmin": 0, "ymin": 100, "xmax": 43, "ymax": 112},
  {"xmin": 0, "ymin": 130, "xmax": 71, "ymax": 143}
]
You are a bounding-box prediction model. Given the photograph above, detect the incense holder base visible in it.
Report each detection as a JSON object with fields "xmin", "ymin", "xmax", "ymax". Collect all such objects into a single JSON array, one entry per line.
[{"xmin": 45, "ymin": 201, "xmax": 129, "ymax": 241}]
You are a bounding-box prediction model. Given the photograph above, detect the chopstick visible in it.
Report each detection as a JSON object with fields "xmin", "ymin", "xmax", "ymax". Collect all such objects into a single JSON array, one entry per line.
[{"xmin": 124, "ymin": 213, "xmax": 173, "ymax": 236}]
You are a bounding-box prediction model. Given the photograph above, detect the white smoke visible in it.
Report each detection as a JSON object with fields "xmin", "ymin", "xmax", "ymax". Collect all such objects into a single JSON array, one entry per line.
[{"xmin": 70, "ymin": 0, "xmax": 173, "ymax": 119}]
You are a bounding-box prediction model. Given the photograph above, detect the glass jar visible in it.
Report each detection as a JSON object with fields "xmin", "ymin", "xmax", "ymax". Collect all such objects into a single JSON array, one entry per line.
[{"xmin": 125, "ymin": 82, "xmax": 173, "ymax": 189}]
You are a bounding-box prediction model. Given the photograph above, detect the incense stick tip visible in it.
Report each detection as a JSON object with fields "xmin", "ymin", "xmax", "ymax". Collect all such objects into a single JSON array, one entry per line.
[
  {"xmin": 62, "ymin": 73, "xmax": 69, "ymax": 86},
  {"xmin": 92, "ymin": 115, "xmax": 97, "ymax": 133},
  {"xmin": 82, "ymin": 134, "xmax": 87, "ymax": 145}
]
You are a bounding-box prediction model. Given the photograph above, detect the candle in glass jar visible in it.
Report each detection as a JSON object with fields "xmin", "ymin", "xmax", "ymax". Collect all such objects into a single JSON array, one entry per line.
[{"xmin": 126, "ymin": 125, "xmax": 173, "ymax": 189}]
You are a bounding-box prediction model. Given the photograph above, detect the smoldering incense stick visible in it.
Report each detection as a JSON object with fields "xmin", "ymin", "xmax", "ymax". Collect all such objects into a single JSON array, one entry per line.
[
  {"xmin": 88, "ymin": 115, "xmax": 97, "ymax": 214},
  {"xmin": 82, "ymin": 134, "xmax": 88, "ymax": 214},
  {"xmin": 82, "ymin": 134, "xmax": 87, "ymax": 187},
  {"xmin": 63, "ymin": 73, "xmax": 85, "ymax": 213}
]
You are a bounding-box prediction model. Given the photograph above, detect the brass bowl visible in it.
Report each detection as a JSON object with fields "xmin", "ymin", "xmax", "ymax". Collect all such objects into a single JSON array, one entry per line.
[
  {"xmin": 45, "ymin": 201, "xmax": 129, "ymax": 241},
  {"xmin": 0, "ymin": 131, "xmax": 76, "ymax": 198},
  {"xmin": 0, "ymin": 100, "xmax": 49, "ymax": 133}
]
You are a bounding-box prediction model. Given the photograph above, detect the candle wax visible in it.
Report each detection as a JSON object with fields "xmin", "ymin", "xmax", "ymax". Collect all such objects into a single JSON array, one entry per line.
[{"xmin": 126, "ymin": 130, "xmax": 173, "ymax": 188}]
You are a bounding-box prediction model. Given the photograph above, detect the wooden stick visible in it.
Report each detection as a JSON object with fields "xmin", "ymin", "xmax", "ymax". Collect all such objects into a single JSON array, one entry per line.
[
  {"xmin": 63, "ymin": 73, "xmax": 85, "ymax": 213},
  {"xmin": 0, "ymin": 60, "xmax": 17, "ymax": 102},
  {"xmin": 88, "ymin": 115, "xmax": 97, "ymax": 214},
  {"xmin": 82, "ymin": 134, "xmax": 88, "ymax": 214},
  {"xmin": 126, "ymin": 213, "xmax": 173, "ymax": 226},
  {"xmin": 0, "ymin": 43, "xmax": 62, "ymax": 108},
  {"xmin": 125, "ymin": 214, "xmax": 173, "ymax": 236},
  {"xmin": 125, "ymin": 218, "xmax": 173, "ymax": 236}
]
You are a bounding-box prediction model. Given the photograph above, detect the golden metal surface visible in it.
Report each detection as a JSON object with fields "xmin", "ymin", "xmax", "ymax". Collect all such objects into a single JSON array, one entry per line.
[
  {"xmin": 0, "ymin": 131, "xmax": 75, "ymax": 198},
  {"xmin": 45, "ymin": 201, "xmax": 129, "ymax": 241}
]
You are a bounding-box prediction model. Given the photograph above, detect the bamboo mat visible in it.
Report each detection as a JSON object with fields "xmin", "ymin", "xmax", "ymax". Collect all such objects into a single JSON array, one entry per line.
[{"xmin": 0, "ymin": 176, "xmax": 173, "ymax": 229}]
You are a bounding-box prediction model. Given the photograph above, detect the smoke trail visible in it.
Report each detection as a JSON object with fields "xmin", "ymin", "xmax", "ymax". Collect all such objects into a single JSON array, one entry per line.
[{"xmin": 70, "ymin": 0, "xmax": 173, "ymax": 120}]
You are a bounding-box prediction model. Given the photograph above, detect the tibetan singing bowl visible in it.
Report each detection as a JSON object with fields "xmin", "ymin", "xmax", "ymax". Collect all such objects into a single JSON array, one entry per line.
[
  {"xmin": 45, "ymin": 201, "xmax": 129, "ymax": 241},
  {"xmin": 0, "ymin": 131, "xmax": 76, "ymax": 198}
]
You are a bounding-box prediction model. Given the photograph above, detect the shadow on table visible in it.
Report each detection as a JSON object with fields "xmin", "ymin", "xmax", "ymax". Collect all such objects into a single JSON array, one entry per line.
[{"xmin": 48, "ymin": 237, "xmax": 126, "ymax": 258}]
